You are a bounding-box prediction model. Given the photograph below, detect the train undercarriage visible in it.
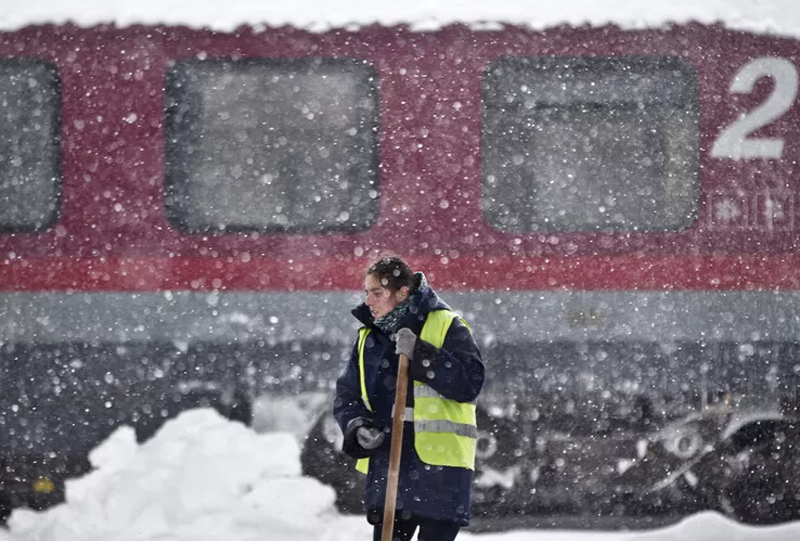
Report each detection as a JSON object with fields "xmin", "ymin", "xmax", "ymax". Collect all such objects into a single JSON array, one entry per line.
[{"xmin": 301, "ymin": 390, "xmax": 800, "ymax": 525}]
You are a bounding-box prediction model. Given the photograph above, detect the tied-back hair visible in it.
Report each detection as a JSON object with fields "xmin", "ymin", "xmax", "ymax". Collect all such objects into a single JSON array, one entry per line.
[{"xmin": 366, "ymin": 255, "xmax": 414, "ymax": 293}]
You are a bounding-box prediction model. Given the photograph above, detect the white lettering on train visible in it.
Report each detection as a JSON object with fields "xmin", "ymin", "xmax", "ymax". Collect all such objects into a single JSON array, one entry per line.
[
  {"xmin": 706, "ymin": 191, "xmax": 795, "ymax": 230},
  {"xmin": 711, "ymin": 57, "xmax": 798, "ymax": 160}
]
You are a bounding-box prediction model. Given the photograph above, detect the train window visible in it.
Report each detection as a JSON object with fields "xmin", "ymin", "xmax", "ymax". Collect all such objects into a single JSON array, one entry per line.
[
  {"xmin": 165, "ymin": 58, "xmax": 379, "ymax": 233},
  {"xmin": 0, "ymin": 59, "xmax": 61, "ymax": 232},
  {"xmin": 482, "ymin": 57, "xmax": 698, "ymax": 232}
]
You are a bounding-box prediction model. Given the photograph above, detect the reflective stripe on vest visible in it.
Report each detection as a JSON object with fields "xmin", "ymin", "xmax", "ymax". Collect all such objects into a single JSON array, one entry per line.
[
  {"xmin": 355, "ymin": 327, "xmax": 373, "ymax": 474},
  {"xmin": 354, "ymin": 310, "xmax": 477, "ymax": 474}
]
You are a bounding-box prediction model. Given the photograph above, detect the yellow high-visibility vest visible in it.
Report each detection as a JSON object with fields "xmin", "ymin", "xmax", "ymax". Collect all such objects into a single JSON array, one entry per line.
[{"xmin": 354, "ymin": 310, "xmax": 477, "ymax": 474}]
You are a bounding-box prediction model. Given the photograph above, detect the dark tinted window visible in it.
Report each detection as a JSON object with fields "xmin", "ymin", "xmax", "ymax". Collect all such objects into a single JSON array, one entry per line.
[
  {"xmin": 165, "ymin": 58, "xmax": 379, "ymax": 233},
  {"xmin": 0, "ymin": 59, "xmax": 61, "ymax": 232},
  {"xmin": 482, "ymin": 57, "xmax": 698, "ymax": 232}
]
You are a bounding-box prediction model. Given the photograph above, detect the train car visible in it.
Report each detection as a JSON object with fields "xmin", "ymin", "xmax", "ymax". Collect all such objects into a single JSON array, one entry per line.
[{"xmin": 2, "ymin": 4, "xmax": 800, "ymax": 526}]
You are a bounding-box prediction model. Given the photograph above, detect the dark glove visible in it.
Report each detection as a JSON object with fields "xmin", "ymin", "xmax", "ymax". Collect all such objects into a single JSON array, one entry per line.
[
  {"xmin": 343, "ymin": 417, "xmax": 384, "ymax": 458},
  {"xmin": 356, "ymin": 426, "xmax": 385, "ymax": 449},
  {"xmin": 395, "ymin": 328, "xmax": 417, "ymax": 360}
]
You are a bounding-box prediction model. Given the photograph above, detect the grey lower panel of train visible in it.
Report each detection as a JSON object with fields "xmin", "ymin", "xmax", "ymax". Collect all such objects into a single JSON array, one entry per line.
[{"xmin": 2, "ymin": 289, "xmax": 800, "ymax": 344}]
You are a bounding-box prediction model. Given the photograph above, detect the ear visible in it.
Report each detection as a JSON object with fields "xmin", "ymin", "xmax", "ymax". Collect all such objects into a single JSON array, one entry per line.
[{"xmin": 396, "ymin": 286, "xmax": 409, "ymax": 302}]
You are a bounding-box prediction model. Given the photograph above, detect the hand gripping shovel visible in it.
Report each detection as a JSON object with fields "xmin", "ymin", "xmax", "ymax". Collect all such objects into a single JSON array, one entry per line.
[{"xmin": 381, "ymin": 353, "xmax": 410, "ymax": 541}]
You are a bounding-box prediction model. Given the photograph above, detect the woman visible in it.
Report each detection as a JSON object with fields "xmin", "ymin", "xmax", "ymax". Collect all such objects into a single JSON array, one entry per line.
[{"xmin": 333, "ymin": 255, "xmax": 485, "ymax": 541}]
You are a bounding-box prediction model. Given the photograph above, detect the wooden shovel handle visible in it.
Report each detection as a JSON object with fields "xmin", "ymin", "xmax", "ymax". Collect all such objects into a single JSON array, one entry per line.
[{"xmin": 381, "ymin": 353, "xmax": 409, "ymax": 541}]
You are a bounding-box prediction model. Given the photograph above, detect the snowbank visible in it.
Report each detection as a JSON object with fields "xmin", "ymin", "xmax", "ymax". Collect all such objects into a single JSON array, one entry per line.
[{"xmin": 4, "ymin": 409, "xmax": 344, "ymax": 541}]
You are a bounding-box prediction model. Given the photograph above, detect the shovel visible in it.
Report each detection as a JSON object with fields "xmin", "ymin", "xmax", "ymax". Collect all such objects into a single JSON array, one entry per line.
[{"xmin": 381, "ymin": 353, "xmax": 410, "ymax": 541}]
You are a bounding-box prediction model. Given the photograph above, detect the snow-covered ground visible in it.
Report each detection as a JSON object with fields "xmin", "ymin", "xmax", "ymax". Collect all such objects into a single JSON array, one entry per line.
[{"xmin": 1, "ymin": 408, "xmax": 798, "ymax": 541}]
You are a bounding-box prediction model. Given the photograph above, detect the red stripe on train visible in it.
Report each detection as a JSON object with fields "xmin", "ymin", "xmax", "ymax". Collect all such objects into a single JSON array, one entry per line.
[{"xmin": 0, "ymin": 256, "xmax": 796, "ymax": 292}]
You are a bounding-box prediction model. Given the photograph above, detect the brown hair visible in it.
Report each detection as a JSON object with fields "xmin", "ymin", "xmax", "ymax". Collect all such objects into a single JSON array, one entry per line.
[{"xmin": 365, "ymin": 255, "xmax": 414, "ymax": 293}]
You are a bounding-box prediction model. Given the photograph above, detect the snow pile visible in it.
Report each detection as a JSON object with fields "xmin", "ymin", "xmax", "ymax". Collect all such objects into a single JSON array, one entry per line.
[
  {"xmin": 5, "ymin": 409, "xmax": 344, "ymax": 541},
  {"xmin": 625, "ymin": 513, "xmax": 799, "ymax": 541}
]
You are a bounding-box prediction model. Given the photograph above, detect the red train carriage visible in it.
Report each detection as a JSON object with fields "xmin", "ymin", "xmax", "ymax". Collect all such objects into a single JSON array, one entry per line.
[{"xmin": 1, "ymin": 22, "xmax": 800, "ymax": 524}]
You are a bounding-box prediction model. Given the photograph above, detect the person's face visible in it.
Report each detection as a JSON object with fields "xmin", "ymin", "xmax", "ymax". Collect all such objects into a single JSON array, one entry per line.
[{"xmin": 364, "ymin": 273, "xmax": 407, "ymax": 320}]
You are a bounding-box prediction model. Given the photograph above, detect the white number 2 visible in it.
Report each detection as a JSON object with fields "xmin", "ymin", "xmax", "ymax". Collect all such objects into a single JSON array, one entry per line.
[{"xmin": 711, "ymin": 57, "xmax": 798, "ymax": 160}]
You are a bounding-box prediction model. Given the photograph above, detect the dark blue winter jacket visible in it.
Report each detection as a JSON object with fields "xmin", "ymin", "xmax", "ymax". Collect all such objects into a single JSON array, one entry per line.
[{"xmin": 333, "ymin": 279, "xmax": 485, "ymax": 526}]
